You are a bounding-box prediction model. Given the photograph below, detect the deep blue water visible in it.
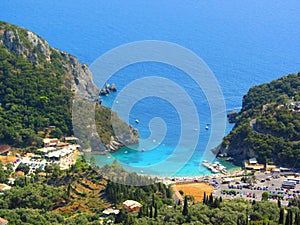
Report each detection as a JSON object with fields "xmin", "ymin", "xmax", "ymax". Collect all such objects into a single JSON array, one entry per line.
[{"xmin": 1, "ymin": 0, "xmax": 299, "ymax": 176}]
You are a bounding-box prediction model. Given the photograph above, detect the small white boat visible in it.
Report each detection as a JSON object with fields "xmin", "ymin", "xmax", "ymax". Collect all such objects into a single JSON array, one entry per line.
[
  {"xmin": 124, "ymin": 150, "xmax": 128, "ymax": 154},
  {"xmin": 135, "ymin": 119, "xmax": 139, "ymax": 124},
  {"xmin": 205, "ymin": 125, "xmax": 209, "ymax": 130}
]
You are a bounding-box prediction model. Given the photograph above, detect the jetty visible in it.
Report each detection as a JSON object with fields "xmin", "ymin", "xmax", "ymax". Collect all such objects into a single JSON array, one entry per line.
[{"xmin": 202, "ymin": 160, "xmax": 228, "ymax": 174}]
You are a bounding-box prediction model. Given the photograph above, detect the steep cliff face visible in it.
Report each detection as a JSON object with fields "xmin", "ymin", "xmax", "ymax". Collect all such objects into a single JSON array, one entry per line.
[
  {"xmin": 1, "ymin": 23, "xmax": 98, "ymax": 100},
  {"xmin": 59, "ymin": 51, "xmax": 99, "ymax": 100},
  {"xmin": 0, "ymin": 21, "xmax": 138, "ymax": 151}
]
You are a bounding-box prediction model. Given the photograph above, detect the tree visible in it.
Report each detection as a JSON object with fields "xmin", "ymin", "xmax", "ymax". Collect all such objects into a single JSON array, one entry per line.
[
  {"xmin": 66, "ymin": 183, "xmax": 71, "ymax": 198},
  {"xmin": 90, "ymin": 156, "xmax": 97, "ymax": 168},
  {"xmin": 0, "ymin": 162, "xmax": 8, "ymax": 183},
  {"xmin": 138, "ymin": 207, "xmax": 143, "ymax": 218},
  {"xmin": 279, "ymin": 208, "xmax": 284, "ymax": 224},
  {"xmin": 182, "ymin": 196, "xmax": 188, "ymax": 216},
  {"xmin": 295, "ymin": 212, "xmax": 300, "ymax": 225},
  {"xmin": 203, "ymin": 192, "xmax": 206, "ymax": 205},
  {"xmin": 262, "ymin": 192, "xmax": 269, "ymax": 201},
  {"xmin": 152, "ymin": 193, "xmax": 155, "ymax": 207},
  {"xmin": 154, "ymin": 204, "xmax": 158, "ymax": 219},
  {"xmin": 285, "ymin": 209, "xmax": 292, "ymax": 225},
  {"xmin": 278, "ymin": 199, "xmax": 282, "ymax": 208},
  {"xmin": 16, "ymin": 163, "xmax": 30, "ymax": 175},
  {"xmin": 149, "ymin": 205, "xmax": 153, "ymax": 218}
]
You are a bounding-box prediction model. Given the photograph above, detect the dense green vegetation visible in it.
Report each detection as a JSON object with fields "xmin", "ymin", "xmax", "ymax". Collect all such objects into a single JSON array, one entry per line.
[
  {"xmin": 223, "ymin": 73, "xmax": 300, "ymax": 167},
  {"xmin": 0, "ymin": 43, "xmax": 73, "ymax": 147},
  {"xmin": 1, "ymin": 155, "xmax": 300, "ymax": 225},
  {"xmin": 0, "ymin": 21, "xmax": 137, "ymax": 149},
  {"xmin": 0, "ymin": 22, "xmax": 73, "ymax": 147},
  {"xmin": 113, "ymin": 194, "xmax": 300, "ymax": 225}
]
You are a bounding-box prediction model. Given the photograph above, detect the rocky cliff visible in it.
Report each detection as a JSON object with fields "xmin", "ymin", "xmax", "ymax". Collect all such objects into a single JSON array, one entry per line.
[
  {"xmin": 215, "ymin": 73, "xmax": 300, "ymax": 167},
  {"xmin": 0, "ymin": 21, "xmax": 138, "ymax": 151},
  {"xmin": 1, "ymin": 25, "xmax": 99, "ymax": 100}
]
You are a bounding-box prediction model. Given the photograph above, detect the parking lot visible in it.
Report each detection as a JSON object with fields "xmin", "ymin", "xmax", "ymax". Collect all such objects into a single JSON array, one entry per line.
[
  {"xmin": 11, "ymin": 156, "xmax": 59, "ymax": 174},
  {"xmin": 211, "ymin": 171, "xmax": 300, "ymax": 205}
]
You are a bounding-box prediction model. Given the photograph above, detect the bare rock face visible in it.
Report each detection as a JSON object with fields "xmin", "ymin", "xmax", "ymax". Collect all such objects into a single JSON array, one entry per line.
[
  {"xmin": 27, "ymin": 31, "xmax": 51, "ymax": 60},
  {"xmin": 213, "ymin": 143, "xmax": 258, "ymax": 164},
  {"xmin": 1, "ymin": 26, "xmax": 99, "ymax": 100},
  {"xmin": 59, "ymin": 51, "xmax": 100, "ymax": 100},
  {"xmin": 3, "ymin": 30, "xmax": 30, "ymax": 57},
  {"xmin": 2, "ymin": 29, "xmax": 51, "ymax": 65}
]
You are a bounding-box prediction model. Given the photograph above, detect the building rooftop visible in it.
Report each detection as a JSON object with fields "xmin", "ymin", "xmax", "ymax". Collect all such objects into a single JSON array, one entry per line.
[
  {"xmin": 249, "ymin": 158, "xmax": 258, "ymax": 164},
  {"xmin": 0, "ymin": 217, "xmax": 8, "ymax": 223},
  {"xmin": 123, "ymin": 200, "xmax": 142, "ymax": 212},
  {"xmin": 0, "ymin": 145, "xmax": 10, "ymax": 154},
  {"xmin": 0, "ymin": 184, "xmax": 11, "ymax": 192},
  {"xmin": 102, "ymin": 208, "xmax": 120, "ymax": 215}
]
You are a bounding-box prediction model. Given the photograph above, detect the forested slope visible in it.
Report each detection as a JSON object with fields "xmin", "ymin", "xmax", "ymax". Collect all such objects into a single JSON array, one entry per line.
[
  {"xmin": 0, "ymin": 21, "xmax": 137, "ymax": 150},
  {"xmin": 219, "ymin": 73, "xmax": 300, "ymax": 167}
]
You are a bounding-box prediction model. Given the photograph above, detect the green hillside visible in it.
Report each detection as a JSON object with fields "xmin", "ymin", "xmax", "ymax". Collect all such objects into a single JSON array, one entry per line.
[
  {"xmin": 0, "ymin": 21, "xmax": 137, "ymax": 150},
  {"xmin": 221, "ymin": 73, "xmax": 300, "ymax": 167}
]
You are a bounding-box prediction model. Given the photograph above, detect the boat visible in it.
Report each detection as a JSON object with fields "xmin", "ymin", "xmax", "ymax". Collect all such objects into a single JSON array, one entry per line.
[
  {"xmin": 226, "ymin": 157, "xmax": 234, "ymax": 161},
  {"xmin": 124, "ymin": 150, "xmax": 128, "ymax": 154},
  {"xmin": 135, "ymin": 119, "xmax": 139, "ymax": 124},
  {"xmin": 205, "ymin": 124, "xmax": 209, "ymax": 130}
]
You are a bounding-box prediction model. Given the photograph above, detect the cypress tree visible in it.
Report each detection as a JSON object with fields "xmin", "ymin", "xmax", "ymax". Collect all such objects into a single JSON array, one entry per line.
[
  {"xmin": 149, "ymin": 205, "xmax": 153, "ymax": 218},
  {"xmin": 203, "ymin": 192, "xmax": 206, "ymax": 204},
  {"xmin": 209, "ymin": 193, "xmax": 213, "ymax": 205},
  {"xmin": 278, "ymin": 199, "xmax": 281, "ymax": 208},
  {"xmin": 285, "ymin": 209, "xmax": 292, "ymax": 225},
  {"xmin": 246, "ymin": 208, "xmax": 249, "ymax": 225},
  {"xmin": 213, "ymin": 197, "xmax": 219, "ymax": 208},
  {"xmin": 154, "ymin": 204, "xmax": 158, "ymax": 219},
  {"xmin": 67, "ymin": 183, "xmax": 71, "ymax": 198},
  {"xmin": 279, "ymin": 208, "xmax": 284, "ymax": 224},
  {"xmin": 146, "ymin": 205, "xmax": 149, "ymax": 217},
  {"xmin": 152, "ymin": 194, "xmax": 155, "ymax": 207},
  {"xmin": 166, "ymin": 186, "xmax": 172, "ymax": 198},
  {"xmin": 182, "ymin": 196, "xmax": 188, "ymax": 216},
  {"xmin": 295, "ymin": 212, "xmax": 300, "ymax": 225},
  {"xmin": 138, "ymin": 207, "xmax": 143, "ymax": 218}
]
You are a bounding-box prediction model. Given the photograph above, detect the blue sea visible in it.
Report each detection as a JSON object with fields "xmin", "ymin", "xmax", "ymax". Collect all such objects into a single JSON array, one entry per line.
[{"xmin": 1, "ymin": 0, "xmax": 299, "ymax": 177}]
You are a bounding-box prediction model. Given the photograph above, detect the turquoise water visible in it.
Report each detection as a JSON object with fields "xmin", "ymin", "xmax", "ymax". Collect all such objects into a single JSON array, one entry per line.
[{"xmin": 1, "ymin": 0, "xmax": 299, "ymax": 176}]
